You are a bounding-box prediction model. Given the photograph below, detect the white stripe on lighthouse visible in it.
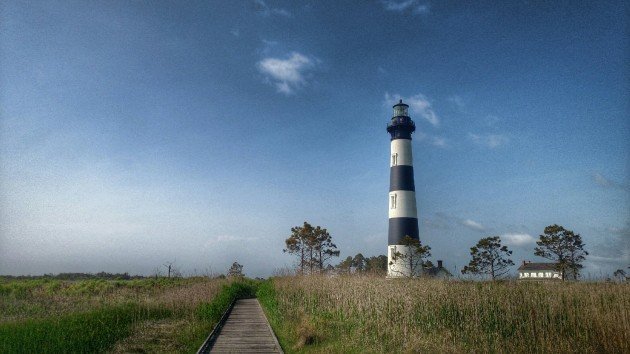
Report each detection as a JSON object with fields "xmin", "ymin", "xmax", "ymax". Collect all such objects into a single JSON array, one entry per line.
[
  {"xmin": 390, "ymin": 139, "xmax": 413, "ymax": 167},
  {"xmin": 388, "ymin": 245, "xmax": 422, "ymax": 277},
  {"xmin": 388, "ymin": 190, "xmax": 417, "ymax": 218}
]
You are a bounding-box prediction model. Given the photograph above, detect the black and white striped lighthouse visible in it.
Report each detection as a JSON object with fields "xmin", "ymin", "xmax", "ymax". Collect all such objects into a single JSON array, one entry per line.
[{"xmin": 386, "ymin": 100, "xmax": 419, "ymax": 277}]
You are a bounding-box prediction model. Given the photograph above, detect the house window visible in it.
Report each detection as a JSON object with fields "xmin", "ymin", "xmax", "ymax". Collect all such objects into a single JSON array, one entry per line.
[
  {"xmin": 390, "ymin": 193, "xmax": 397, "ymax": 209},
  {"xmin": 531, "ymin": 272, "xmax": 537, "ymax": 278},
  {"xmin": 545, "ymin": 272, "xmax": 552, "ymax": 278},
  {"xmin": 391, "ymin": 153, "xmax": 398, "ymax": 166},
  {"xmin": 538, "ymin": 272, "xmax": 544, "ymax": 278}
]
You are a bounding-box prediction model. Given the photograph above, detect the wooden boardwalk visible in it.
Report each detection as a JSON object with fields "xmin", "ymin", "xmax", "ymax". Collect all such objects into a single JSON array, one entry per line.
[{"xmin": 209, "ymin": 298, "xmax": 283, "ymax": 353}]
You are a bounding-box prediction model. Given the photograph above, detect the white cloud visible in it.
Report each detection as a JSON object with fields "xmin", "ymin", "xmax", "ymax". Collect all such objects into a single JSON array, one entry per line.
[
  {"xmin": 382, "ymin": 0, "xmax": 430, "ymax": 14},
  {"xmin": 431, "ymin": 136, "xmax": 447, "ymax": 147},
  {"xmin": 407, "ymin": 94, "xmax": 440, "ymax": 127},
  {"xmin": 258, "ymin": 52, "xmax": 314, "ymax": 95},
  {"xmin": 502, "ymin": 233, "xmax": 536, "ymax": 246},
  {"xmin": 484, "ymin": 115, "xmax": 500, "ymax": 127},
  {"xmin": 272, "ymin": 8, "xmax": 292, "ymax": 17},
  {"xmin": 594, "ymin": 173, "xmax": 612, "ymax": 187},
  {"xmin": 468, "ymin": 133, "xmax": 508, "ymax": 148},
  {"xmin": 203, "ymin": 235, "xmax": 260, "ymax": 248},
  {"xmin": 447, "ymin": 95, "xmax": 465, "ymax": 111},
  {"xmin": 254, "ymin": 0, "xmax": 292, "ymax": 17},
  {"xmin": 587, "ymin": 255, "xmax": 626, "ymax": 263},
  {"xmin": 414, "ymin": 132, "xmax": 448, "ymax": 148},
  {"xmin": 413, "ymin": 4, "xmax": 430, "ymax": 14},
  {"xmin": 461, "ymin": 219, "xmax": 485, "ymax": 231},
  {"xmin": 607, "ymin": 225, "xmax": 629, "ymax": 236},
  {"xmin": 385, "ymin": 92, "xmax": 440, "ymax": 127},
  {"xmin": 593, "ymin": 173, "xmax": 626, "ymax": 189}
]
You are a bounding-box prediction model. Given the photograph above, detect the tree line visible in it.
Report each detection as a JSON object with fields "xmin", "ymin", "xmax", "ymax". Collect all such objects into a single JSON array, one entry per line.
[
  {"xmin": 460, "ymin": 224, "xmax": 589, "ymax": 280},
  {"xmin": 284, "ymin": 221, "xmax": 596, "ymax": 280}
]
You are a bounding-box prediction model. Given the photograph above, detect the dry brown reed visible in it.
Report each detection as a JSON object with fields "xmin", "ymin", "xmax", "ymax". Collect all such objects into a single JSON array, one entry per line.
[
  {"xmin": 268, "ymin": 275, "xmax": 629, "ymax": 353},
  {"xmin": 0, "ymin": 278, "xmax": 226, "ymax": 323}
]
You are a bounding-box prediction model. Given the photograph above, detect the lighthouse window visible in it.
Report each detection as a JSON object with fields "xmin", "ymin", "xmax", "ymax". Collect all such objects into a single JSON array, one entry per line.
[
  {"xmin": 391, "ymin": 153, "xmax": 398, "ymax": 166},
  {"xmin": 390, "ymin": 193, "xmax": 397, "ymax": 209},
  {"xmin": 393, "ymin": 106, "xmax": 408, "ymax": 117}
]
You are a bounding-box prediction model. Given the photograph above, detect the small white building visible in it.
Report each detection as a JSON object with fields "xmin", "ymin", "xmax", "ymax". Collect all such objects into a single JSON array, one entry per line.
[{"xmin": 518, "ymin": 261, "xmax": 562, "ymax": 280}]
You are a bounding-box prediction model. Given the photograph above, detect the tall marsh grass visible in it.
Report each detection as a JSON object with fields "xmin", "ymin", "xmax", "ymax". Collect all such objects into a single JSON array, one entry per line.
[
  {"xmin": 0, "ymin": 304, "xmax": 171, "ymax": 353},
  {"xmin": 261, "ymin": 276, "xmax": 629, "ymax": 353},
  {"xmin": 0, "ymin": 277, "xmax": 229, "ymax": 353}
]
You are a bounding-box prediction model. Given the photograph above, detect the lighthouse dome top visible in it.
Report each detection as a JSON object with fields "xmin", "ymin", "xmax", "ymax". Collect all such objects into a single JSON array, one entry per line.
[
  {"xmin": 392, "ymin": 99, "xmax": 409, "ymax": 118},
  {"xmin": 387, "ymin": 99, "xmax": 415, "ymax": 140}
]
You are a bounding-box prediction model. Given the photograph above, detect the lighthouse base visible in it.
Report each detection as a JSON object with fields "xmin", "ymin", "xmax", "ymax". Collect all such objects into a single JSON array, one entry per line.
[{"xmin": 387, "ymin": 244, "xmax": 423, "ymax": 278}]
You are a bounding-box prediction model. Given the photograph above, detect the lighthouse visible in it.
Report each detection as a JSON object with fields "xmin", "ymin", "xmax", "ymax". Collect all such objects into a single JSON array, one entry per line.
[{"xmin": 387, "ymin": 100, "xmax": 419, "ymax": 277}]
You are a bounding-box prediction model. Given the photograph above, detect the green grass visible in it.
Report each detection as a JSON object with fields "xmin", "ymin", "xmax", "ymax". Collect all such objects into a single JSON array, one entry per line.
[
  {"xmin": 257, "ymin": 280, "xmax": 291, "ymax": 351},
  {"xmin": 0, "ymin": 277, "xmax": 232, "ymax": 353},
  {"xmin": 0, "ymin": 277, "xmax": 261, "ymax": 353},
  {"xmin": 196, "ymin": 279, "xmax": 259, "ymax": 323},
  {"xmin": 0, "ymin": 304, "xmax": 171, "ymax": 353}
]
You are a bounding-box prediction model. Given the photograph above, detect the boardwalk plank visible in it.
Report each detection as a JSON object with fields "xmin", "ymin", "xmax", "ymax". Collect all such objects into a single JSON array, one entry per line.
[{"xmin": 208, "ymin": 298, "xmax": 282, "ymax": 353}]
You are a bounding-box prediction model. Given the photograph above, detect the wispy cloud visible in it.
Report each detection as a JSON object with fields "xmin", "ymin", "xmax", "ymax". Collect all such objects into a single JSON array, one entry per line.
[
  {"xmin": 385, "ymin": 92, "xmax": 440, "ymax": 127},
  {"xmin": 461, "ymin": 219, "xmax": 485, "ymax": 231},
  {"xmin": 607, "ymin": 225, "xmax": 630, "ymax": 236},
  {"xmin": 592, "ymin": 222, "xmax": 630, "ymax": 262},
  {"xmin": 593, "ymin": 173, "xmax": 626, "ymax": 190},
  {"xmin": 416, "ymin": 132, "xmax": 447, "ymax": 147},
  {"xmin": 254, "ymin": 0, "xmax": 292, "ymax": 17},
  {"xmin": 484, "ymin": 115, "xmax": 500, "ymax": 127},
  {"xmin": 501, "ymin": 233, "xmax": 536, "ymax": 246},
  {"xmin": 468, "ymin": 133, "xmax": 508, "ymax": 148},
  {"xmin": 203, "ymin": 235, "xmax": 260, "ymax": 248},
  {"xmin": 431, "ymin": 136, "xmax": 447, "ymax": 147},
  {"xmin": 447, "ymin": 95, "xmax": 465, "ymax": 111},
  {"xmin": 258, "ymin": 52, "xmax": 315, "ymax": 95},
  {"xmin": 381, "ymin": 0, "xmax": 430, "ymax": 14},
  {"xmin": 587, "ymin": 255, "xmax": 626, "ymax": 263}
]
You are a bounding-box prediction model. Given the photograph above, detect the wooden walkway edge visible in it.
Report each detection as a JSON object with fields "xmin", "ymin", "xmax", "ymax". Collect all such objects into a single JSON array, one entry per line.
[{"xmin": 197, "ymin": 298, "xmax": 283, "ymax": 354}]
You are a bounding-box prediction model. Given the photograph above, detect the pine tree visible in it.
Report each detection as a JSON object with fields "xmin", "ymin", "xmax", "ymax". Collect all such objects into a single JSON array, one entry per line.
[
  {"xmin": 461, "ymin": 236, "xmax": 514, "ymax": 280},
  {"xmin": 284, "ymin": 221, "xmax": 339, "ymax": 274},
  {"xmin": 534, "ymin": 225, "xmax": 588, "ymax": 280}
]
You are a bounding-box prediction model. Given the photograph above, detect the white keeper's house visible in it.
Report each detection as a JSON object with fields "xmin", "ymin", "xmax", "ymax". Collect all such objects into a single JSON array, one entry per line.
[{"xmin": 518, "ymin": 261, "xmax": 562, "ymax": 280}]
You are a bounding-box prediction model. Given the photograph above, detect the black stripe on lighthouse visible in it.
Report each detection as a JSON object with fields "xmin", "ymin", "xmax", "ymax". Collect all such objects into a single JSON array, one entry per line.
[
  {"xmin": 389, "ymin": 165, "xmax": 415, "ymax": 191},
  {"xmin": 388, "ymin": 218, "xmax": 419, "ymax": 244}
]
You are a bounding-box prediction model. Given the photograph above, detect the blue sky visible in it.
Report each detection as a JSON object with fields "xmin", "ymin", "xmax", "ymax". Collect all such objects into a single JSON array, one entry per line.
[{"xmin": 1, "ymin": 0, "xmax": 628, "ymax": 278}]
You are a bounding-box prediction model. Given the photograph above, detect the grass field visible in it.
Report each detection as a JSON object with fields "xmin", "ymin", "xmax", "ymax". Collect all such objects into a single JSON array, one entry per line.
[
  {"xmin": 3, "ymin": 275, "xmax": 628, "ymax": 353},
  {"xmin": 0, "ymin": 277, "xmax": 256, "ymax": 353},
  {"xmin": 258, "ymin": 276, "xmax": 630, "ymax": 353}
]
